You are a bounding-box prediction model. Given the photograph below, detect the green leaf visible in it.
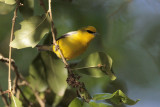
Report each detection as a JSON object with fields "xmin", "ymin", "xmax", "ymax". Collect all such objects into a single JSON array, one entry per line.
[
  {"xmin": 69, "ymin": 98, "xmax": 112, "ymax": 107},
  {"xmin": 41, "ymin": 51, "xmax": 68, "ymax": 97},
  {"xmin": 10, "ymin": 15, "xmax": 50, "ymax": 49},
  {"xmin": 76, "ymin": 52, "xmax": 116, "ymax": 80},
  {"xmin": 19, "ymin": 0, "xmax": 34, "ymax": 19},
  {"xmin": 110, "ymin": 90, "xmax": 140, "ymax": 105},
  {"xmin": 19, "ymin": 86, "xmax": 36, "ymax": 103},
  {"xmin": 89, "ymin": 100, "xmax": 112, "ymax": 107},
  {"xmin": 93, "ymin": 93, "xmax": 113, "ymax": 101},
  {"xmin": 0, "ymin": 2, "xmax": 15, "ymax": 15},
  {"xmin": 34, "ymin": 0, "xmax": 47, "ymax": 15},
  {"xmin": 0, "ymin": 0, "xmax": 16, "ymax": 5},
  {"xmin": 93, "ymin": 90, "xmax": 140, "ymax": 105},
  {"xmin": 11, "ymin": 94, "xmax": 22, "ymax": 107},
  {"xmin": 28, "ymin": 54, "xmax": 48, "ymax": 92},
  {"xmin": 52, "ymin": 95, "xmax": 63, "ymax": 107},
  {"xmin": 69, "ymin": 98, "xmax": 83, "ymax": 107}
]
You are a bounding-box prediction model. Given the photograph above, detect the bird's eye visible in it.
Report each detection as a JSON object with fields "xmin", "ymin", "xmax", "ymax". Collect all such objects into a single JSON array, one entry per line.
[{"xmin": 86, "ymin": 30, "xmax": 95, "ymax": 34}]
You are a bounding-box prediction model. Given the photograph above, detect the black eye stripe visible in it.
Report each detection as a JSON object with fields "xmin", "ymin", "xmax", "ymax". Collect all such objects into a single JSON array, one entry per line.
[{"xmin": 86, "ymin": 30, "xmax": 95, "ymax": 34}]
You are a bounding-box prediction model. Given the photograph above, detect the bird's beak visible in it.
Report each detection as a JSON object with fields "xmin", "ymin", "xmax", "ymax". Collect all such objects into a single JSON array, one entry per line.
[{"xmin": 94, "ymin": 32, "xmax": 99, "ymax": 36}]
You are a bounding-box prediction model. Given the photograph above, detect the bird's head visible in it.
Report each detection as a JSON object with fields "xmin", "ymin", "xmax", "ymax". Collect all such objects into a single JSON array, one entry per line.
[{"xmin": 82, "ymin": 26, "xmax": 97, "ymax": 36}]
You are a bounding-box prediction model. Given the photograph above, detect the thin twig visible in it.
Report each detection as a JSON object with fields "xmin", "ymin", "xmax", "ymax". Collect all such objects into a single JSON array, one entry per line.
[
  {"xmin": 8, "ymin": 0, "xmax": 20, "ymax": 100},
  {"xmin": 0, "ymin": 54, "xmax": 33, "ymax": 106},
  {"xmin": 34, "ymin": 91, "xmax": 45, "ymax": 107},
  {"xmin": 17, "ymin": 86, "xmax": 32, "ymax": 106},
  {"xmin": 0, "ymin": 54, "xmax": 14, "ymax": 63},
  {"xmin": 0, "ymin": 90, "xmax": 10, "ymax": 95},
  {"xmin": 20, "ymin": 79, "xmax": 45, "ymax": 107},
  {"xmin": 0, "ymin": 54, "xmax": 22, "ymax": 93},
  {"xmin": 47, "ymin": 0, "xmax": 92, "ymax": 102},
  {"xmin": 48, "ymin": 0, "xmax": 69, "ymax": 67},
  {"xmin": 70, "ymin": 64, "xmax": 106, "ymax": 71},
  {"xmin": 0, "ymin": 87, "xmax": 9, "ymax": 107},
  {"xmin": 16, "ymin": 76, "xmax": 45, "ymax": 107},
  {"xmin": 39, "ymin": 0, "xmax": 47, "ymax": 12}
]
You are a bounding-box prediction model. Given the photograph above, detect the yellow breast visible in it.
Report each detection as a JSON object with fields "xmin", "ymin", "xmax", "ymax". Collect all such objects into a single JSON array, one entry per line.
[{"xmin": 53, "ymin": 28, "xmax": 95, "ymax": 60}]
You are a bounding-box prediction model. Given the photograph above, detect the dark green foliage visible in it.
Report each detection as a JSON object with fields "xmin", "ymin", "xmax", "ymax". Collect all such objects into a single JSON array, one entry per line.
[{"xmin": 0, "ymin": 0, "xmax": 160, "ymax": 107}]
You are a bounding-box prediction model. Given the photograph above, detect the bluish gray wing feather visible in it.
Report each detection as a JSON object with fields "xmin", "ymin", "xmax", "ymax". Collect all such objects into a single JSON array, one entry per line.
[{"xmin": 56, "ymin": 31, "xmax": 77, "ymax": 41}]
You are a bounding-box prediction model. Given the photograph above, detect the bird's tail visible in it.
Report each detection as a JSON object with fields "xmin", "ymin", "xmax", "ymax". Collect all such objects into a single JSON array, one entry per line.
[{"xmin": 36, "ymin": 45, "xmax": 53, "ymax": 52}]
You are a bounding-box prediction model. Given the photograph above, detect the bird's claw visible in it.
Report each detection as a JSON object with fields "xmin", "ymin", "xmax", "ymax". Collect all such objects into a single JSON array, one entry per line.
[{"xmin": 55, "ymin": 45, "xmax": 59, "ymax": 51}]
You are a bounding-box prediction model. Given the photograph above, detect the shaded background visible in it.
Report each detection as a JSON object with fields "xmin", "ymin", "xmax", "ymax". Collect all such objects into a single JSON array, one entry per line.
[{"xmin": 0, "ymin": 0, "xmax": 160, "ymax": 106}]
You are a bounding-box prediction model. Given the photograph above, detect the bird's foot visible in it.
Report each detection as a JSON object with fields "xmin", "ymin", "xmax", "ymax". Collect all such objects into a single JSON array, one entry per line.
[{"xmin": 55, "ymin": 44, "xmax": 59, "ymax": 51}]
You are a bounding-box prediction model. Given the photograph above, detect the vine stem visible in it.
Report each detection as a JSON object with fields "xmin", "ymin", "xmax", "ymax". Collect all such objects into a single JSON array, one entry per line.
[
  {"xmin": 8, "ymin": 1, "xmax": 19, "ymax": 98},
  {"xmin": 70, "ymin": 64, "xmax": 106, "ymax": 71},
  {"xmin": 48, "ymin": 0, "xmax": 69, "ymax": 67},
  {"xmin": 47, "ymin": 0, "xmax": 91, "ymax": 102},
  {"xmin": 0, "ymin": 87, "xmax": 9, "ymax": 107}
]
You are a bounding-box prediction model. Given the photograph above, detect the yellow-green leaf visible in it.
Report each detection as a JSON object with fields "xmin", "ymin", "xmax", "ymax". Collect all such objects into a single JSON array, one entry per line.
[
  {"xmin": 0, "ymin": 2, "xmax": 15, "ymax": 15},
  {"xmin": 69, "ymin": 98, "xmax": 83, "ymax": 107},
  {"xmin": 110, "ymin": 90, "xmax": 140, "ymax": 105},
  {"xmin": 28, "ymin": 54, "xmax": 48, "ymax": 92},
  {"xmin": 75, "ymin": 52, "xmax": 116, "ymax": 80},
  {"xmin": 10, "ymin": 15, "xmax": 50, "ymax": 49},
  {"xmin": 93, "ymin": 90, "xmax": 140, "ymax": 105},
  {"xmin": 0, "ymin": 0, "xmax": 15, "ymax": 5},
  {"xmin": 11, "ymin": 94, "xmax": 22, "ymax": 107},
  {"xmin": 41, "ymin": 51, "xmax": 68, "ymax": 97}
]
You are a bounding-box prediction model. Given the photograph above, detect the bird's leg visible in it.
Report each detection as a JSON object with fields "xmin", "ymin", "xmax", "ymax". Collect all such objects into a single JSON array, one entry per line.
[{"xmin": 55, "ymin": 44, "xmax": 59, "ymax": 51}]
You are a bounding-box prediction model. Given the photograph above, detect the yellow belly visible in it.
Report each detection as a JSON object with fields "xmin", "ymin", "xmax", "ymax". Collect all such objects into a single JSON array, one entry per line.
[{"xmin": 53, "ymin": 37, "xmax": 87, "ymax": 60}]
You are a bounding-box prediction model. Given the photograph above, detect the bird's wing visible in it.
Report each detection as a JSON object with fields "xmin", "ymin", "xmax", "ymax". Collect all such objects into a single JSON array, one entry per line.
[{"xmin": 56, "ymin": 31, "xmax": 77, "ymax": 41}]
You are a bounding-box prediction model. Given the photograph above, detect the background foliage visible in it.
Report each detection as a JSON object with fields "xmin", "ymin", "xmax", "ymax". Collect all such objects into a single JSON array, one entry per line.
[{"xmin": 0, "ymin": 0, "xmax": 160, "ymax": 107}]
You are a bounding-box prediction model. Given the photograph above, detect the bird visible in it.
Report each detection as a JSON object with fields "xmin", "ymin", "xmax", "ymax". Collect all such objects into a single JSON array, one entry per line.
[{"xmin": 36, "ymin": 26, "xmax": 97, "ymax": 60}]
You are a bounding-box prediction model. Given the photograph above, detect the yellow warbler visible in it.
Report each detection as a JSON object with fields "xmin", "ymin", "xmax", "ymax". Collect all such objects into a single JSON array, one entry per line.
[{"xmin": 37, "ymin": 26, "xmax": 97, "ymax": 60}]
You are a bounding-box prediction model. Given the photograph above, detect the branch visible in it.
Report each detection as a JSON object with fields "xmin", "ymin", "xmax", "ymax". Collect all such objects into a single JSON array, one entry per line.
[
  {"xmin": 48, "ymin": 0, "xmax": 69, "ymax": 67},
  {"xmin": 70, "ymin": 64, "xmax": 106, "ymax": 71},
  {"xmin": 0, "ymin": 87, "xmax": 9, "ymax": 107},
  {"xmin": 34, "ymin": 91, "xmax": 45, "ymax": 107},
  {"xmin": 39, "ymin": 0, "xmax": 47, "ymax": 12},
  {"xmin": 0, "ymin": 54, "xmax": 33, "ymax": 106},
  {"xmin": 47, "ymin": 0, "xmax": 92, "ymax": 102},
  {"xmin": 22, "ymin": 80, "xmax": 45, "ymax": 107},
  {"xmin": 0, "ymin": 54, "xmax": 22, "ymax": 91},
  {"xmin": 17, "ymin": 86, "xmax": 32, "ymax": 106},
  {"xmin": 0, "ymin": 54, "xmax": 45, "ymax": 106},
  {"xmin": 8, "ymin": 0, "xmax": 20, "ymax": 100}
]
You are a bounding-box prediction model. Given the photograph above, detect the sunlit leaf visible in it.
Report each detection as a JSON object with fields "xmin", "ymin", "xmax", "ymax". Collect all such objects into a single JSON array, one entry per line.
[
  {"xmin": 41, "ymin": 51, "xmax": 67, "ymax": 97},
  {"xmin": 11, "ymin": 94, "xmax": 22, "ymax": 107},
  {"xmin": 52, "ymin": 95, "xmax": 63, "ymax": 107},
  {"xmin": 110, "ymin": 90, "xmax": 140, "ymax": 105},
  {"xmin": 0, "ymin": 2, "xmax": 15, "ymax": 15},
  {"xmin": 28, "ymin": 54, "xmax": 48, "ymax": 92},
  {"xmin": 89, "ymin": 100, "xmax": 112, "ymax": 107},
  {"xmin": 93, "ymin": 93, "xmax": 113, "ymax": 101},
  {"xmin": 68, "ymin": 98, "xmax": 83, "ymax": 107},
  {"xmin": 69, "ymin": 98, "xmax": 112, "ymax": 107},
  {"xmin": 0, "ymin": 0, "xmax": 15, "ymax": 5},
  {"xmin": 93, "ymin": 90, "xmax": 140, "ymax": 105},
  {"xmin": 75, "ymin": 52, "xmax": 116, "ymax": 80},
  {"xmin": 10, "ymin": 15, "xmax": 50, "ymax": 49}
]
